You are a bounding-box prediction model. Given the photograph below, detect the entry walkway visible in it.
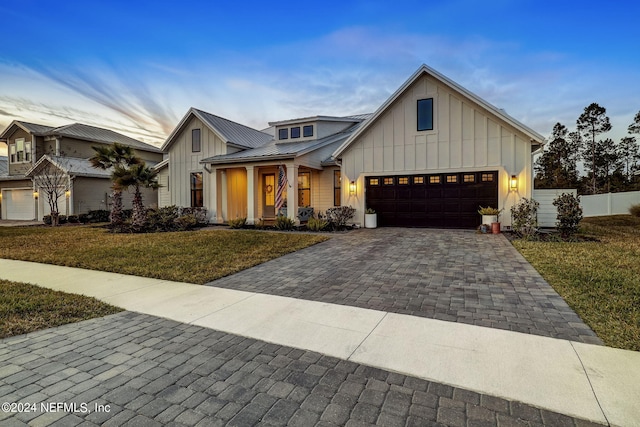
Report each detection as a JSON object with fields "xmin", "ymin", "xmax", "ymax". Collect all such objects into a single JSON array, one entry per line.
[{"xmin": 1, "ymin": 259, "xmax": 639, "ymax": 425}]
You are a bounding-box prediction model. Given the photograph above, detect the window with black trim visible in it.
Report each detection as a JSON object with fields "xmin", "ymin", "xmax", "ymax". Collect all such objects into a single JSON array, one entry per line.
[
  {"xmin": 463, "ymin": 174, "xmax": 475, "ymax": 183},
  {"xmin": 291, "ymin": 127, "xmax": 301, "ymax": 139},
  {"xmin": 190, "ymin": 172, "xmax": 203, "ymax": 207},
  {"xmin": 446, "ymin": 175, "xmax": 457, "ymax": 183},
  {"xmin": 481, "ymin": 173, "xmax": 494, "ymax": 182},
  {"xmin": 298, "ymin": 171, "xmax": 310, "ymax": 207},
  {"xmin": 303, "ymin": 125, "xmax": 313, "ymax": 137},
  {"xmin": 334, "ymin": 170, "xmax": 341, "ymax": 206},
  {"xmin": 279, "ymin": 128, "xmax": 288, "ymax": 140},
  {"xmin": 413, "ymin": 176, "xmax": 424, "ymax": 184},
  {"xmin": 383, "ymin": 177, "xmax": 394, "ymax": 185},
  {"xmin": 369, "ymin": 178, "xmax": 379, "ymax": 186},
  {"xmin": 398, "ymin": 177, "xmax": 409, "ymax": 185},
  {"xmin": 417, "ymin": 98, "xmax": 434, "ymax": 131},
  {"xmin": 192, "ymin": 129, "xmax": 201, "ymax": 152},
  {"xmin": 429, "ymin": 176, "xmax": 440, "ymax": 184}
]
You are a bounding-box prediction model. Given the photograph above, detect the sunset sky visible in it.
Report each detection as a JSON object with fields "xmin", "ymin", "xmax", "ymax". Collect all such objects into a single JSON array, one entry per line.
[{"xmin": 1, "ymin": 0, "xmax": 639, "ymax": 155}]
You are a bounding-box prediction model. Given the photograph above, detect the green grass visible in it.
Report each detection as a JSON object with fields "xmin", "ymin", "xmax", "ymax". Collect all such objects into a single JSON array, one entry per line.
[
  {"xmin": 512, "ymin": 215, "xmax": 640, "ymax": 350},
  {"xmin": 0, "ymin": 280, "xmax": 122, "ymax": 339},
  {"xmin": 0, "ymin": 225, "xmax": 328, "ymax": 285}
]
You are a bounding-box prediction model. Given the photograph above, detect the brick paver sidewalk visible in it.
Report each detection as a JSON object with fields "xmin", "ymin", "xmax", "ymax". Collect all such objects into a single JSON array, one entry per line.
[{"xmin": 0, "ymin": 312, "xmax": 603, "ymax": 426}]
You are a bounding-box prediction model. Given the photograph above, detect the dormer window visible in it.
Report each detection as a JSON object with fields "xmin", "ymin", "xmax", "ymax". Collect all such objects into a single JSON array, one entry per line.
[
  {"xmin": 10, "ymin": 138, "xmax": 31, "ymax": 163},
  {"xmin": 291, "ymin": 127, "xmax": 300, "ymax": 139},
  {"xmin": 278, "ymin": 128, "xmax": 288, "ymax": 140},
  {"xmin": 303, "ymin": 125, "xmax": 313, "ymax": 137}
]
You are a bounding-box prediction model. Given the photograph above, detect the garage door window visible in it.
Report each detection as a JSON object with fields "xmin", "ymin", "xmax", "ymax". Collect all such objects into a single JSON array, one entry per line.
[
  {"xmin": 481, "ymin": 173, "xmax": 494, "ymax": 182},
  {"xmin": 463, "ymin": 174, "xmax": 475, "ymax": 183},
  {"xmin": 398, "ymin": 177, "xmax": 409, "ymax": 185},
  {"xmin": 413, "ymin": 176, "xmax": 424, "ymax": 184},
  {"xmin": 368, "ymin": 178, "xmax": 379, "ymax": 186},
  {"xmin": 446, "ymin": 175, "xmax": 457, "ymax": 183},
  {"xmin": 383, "ymin": 177, "xmax": 394, "ymax": 185},
  {"xmin": 429, "ymin": 176, "xmax": 440, "ymax": 184}
]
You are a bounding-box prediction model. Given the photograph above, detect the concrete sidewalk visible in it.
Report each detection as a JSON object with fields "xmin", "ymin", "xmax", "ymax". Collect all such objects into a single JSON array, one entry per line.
[{"xmin": 1, "ymin": 259, "xmax": 639, "ymax": 426}]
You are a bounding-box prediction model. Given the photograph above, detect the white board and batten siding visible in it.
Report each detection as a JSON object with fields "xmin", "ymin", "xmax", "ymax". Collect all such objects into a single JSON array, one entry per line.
[
  {"xmin": 341, "ymin": 74, "xmax": 533, "ymax": 226},
  {"xmin": 167, "ymin": 116, "xmax": 238, "ymax": 217},
  {"xmin": 532, "ymin": 189, "xmax": 577, "ymax": 227}
]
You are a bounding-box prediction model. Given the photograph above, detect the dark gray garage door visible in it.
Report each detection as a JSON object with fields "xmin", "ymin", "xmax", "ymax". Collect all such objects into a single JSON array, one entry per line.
[{"xmin": 365, "ymin": 171, "xmax": 498, "ymax": 228}]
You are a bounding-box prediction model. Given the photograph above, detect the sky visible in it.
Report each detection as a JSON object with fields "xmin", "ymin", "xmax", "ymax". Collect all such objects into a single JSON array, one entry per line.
[{"xmin": 1, "ymin": 0, "xmax": 639, "ymax": 156}]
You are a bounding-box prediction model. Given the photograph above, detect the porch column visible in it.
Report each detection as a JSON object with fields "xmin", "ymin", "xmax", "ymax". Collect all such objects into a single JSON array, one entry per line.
[
  {"xmin": 246, "ymin": 166, "xmax": 255, "ymax": 225},
  {"xmin": 286, "ymin": 163, "xmax": 298, "ymax": 223},
  {"xmin": 208, "ymin": 167, "xmax": 217, "ymax": 223}
]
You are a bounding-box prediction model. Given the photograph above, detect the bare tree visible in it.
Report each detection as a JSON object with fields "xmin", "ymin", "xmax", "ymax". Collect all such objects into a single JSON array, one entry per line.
[{"xmin": 32, "ymin": 158, "xmax": 69, "ymax": 226}]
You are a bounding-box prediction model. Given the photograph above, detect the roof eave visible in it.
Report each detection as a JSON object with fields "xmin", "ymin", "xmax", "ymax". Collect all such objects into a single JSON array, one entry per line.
[{"xmin": 200, "ymin": 154, "xmax": 295, "ymax": 165}]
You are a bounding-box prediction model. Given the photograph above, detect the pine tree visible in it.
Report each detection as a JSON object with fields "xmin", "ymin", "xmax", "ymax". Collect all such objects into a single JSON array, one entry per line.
[
  {"xmin": 577, "ymin": 103, "xmax": 612, "ymax": 194},
  {"xmin": 534, "ymin": 123, "xmax": 580, "ymax": 188}
]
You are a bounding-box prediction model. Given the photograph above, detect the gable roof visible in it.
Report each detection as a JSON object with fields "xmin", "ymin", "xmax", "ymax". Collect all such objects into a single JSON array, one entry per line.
[
  {"xmin": 201, "ymin": 121, "xmax": 365, "ymax": 166},
  {"xmin": 161, "ymin": 107, "xmax": 273, "ymax": 151},
  {"xmin": 25, "ymin": 155, "xmax": 159, "ymax": 179},
  {"xmin": 333, "ymin": 64, "xmax": 545, "ymax": 158},
  {"xmin": 0, "ymin": 120, "xmax": 161, "ymax": 153}
]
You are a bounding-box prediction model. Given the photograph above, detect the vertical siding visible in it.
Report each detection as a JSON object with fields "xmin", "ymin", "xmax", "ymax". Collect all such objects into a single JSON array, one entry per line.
[
  {"xmin": 340, "ymin": 74, "xmax": 535, "ymax": 226},
  {"xmin": 167, "ymin": 116, "xmax": 228, "ymax": 213},
  {"xmin": 157, "ymin": 168, "xmax": 170, "ymax": 207}
]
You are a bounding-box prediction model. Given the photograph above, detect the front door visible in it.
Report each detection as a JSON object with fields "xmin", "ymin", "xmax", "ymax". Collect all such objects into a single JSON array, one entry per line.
[{"xmin": 263, "ymin": 174, "xmax": 275, "ymax": 218}]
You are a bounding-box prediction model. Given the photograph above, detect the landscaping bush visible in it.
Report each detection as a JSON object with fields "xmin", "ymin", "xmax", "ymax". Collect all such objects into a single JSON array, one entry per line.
[
  {"xmin": 510, "ymin": 198, "xmax": 539, "ymax": 239},
  {"xmin": 307, "ymin": 215, "xmax": 329, "ymax": 232},
  {"xmin": 325, "ymin": 206, "xmax": 356, "ymax": 230},
  {"xmin": 67, "ymin": 215, "xmax": 80, "ymax": 223},
  {"xmin": 274, "ymin": 215, "xmax": 295, "ymax": 230},
  {"xmin": 58, "ymin": 215, "xmax": 68, "ymax": 224},
  {"xmin": 174, "ymin": 214, "xmax": 199, "ymax": 231},
  {"xmin": 87, "ymin": 210, "xmax": 110, "ymax": 223},
  {"xmin": 630, "ymin": 204, "xmax": 640, "ymax": 218},
  {"xmin": 43, "ymin": 215, "xmax": 52, "ymax": 225},
  {"xmin": 180, "ymin": 207, "xmax": 208, "ymax": 225},
  {"xmin": 78, "ymin": 213, "xmax": 90, "ymax": 224},
  {"xmin": 553, "ymin": 193, "xmax": 583, "ymax": 238},
  {"xmin": 228, "ymin": 217, "xmax": 247, "ymax": 229},
  {"xmin": 144, "ymin": 206, "xmax": 207, "ymax": 232}
]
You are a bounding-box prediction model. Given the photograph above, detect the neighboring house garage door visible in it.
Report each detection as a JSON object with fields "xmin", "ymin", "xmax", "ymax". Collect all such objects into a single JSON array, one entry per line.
[
  {"xmin": 2, "ymin": 189, "xmax": 35, "ymax": 220},
  {"xmin": 365, "ymin": 171, "xmax": 498, "ymax": 228}
]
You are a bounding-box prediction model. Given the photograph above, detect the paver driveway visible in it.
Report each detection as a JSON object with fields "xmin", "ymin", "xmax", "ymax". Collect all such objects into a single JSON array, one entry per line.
[{"xmin": 208, "ymin": 228, "xmax": 601, "ymax": 344}]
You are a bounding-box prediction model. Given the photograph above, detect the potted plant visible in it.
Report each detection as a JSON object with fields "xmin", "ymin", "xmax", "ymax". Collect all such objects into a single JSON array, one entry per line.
[
  {"xmin": 364, "ymin": 208, "xmax": 377, "ymax": 229},
  {"xmin": 478, "ymin": 206, "xmax": 502, "ymax": 234}
]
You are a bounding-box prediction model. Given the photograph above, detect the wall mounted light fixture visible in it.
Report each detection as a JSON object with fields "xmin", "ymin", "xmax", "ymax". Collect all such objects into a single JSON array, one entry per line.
[
  {"xmin": 33, "ymin": 191, "xmax": 39, "ymax": 199},
  {"xmin": 349, "ymin": 180, "xmax": 356, "ymax": 195},
  {"xmin": 510, "ymin": 175, "xmax": 518, "ymax": 191},
  {"xmin": 65, "ymin": 190, "xmax": 71, "ymax": 198}
]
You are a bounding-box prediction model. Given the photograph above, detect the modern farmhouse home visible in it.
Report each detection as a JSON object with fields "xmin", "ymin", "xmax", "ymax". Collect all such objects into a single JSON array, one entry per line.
[{"xmin": 161, "ymin": 64, "xmax": 544, "ymax": 228}]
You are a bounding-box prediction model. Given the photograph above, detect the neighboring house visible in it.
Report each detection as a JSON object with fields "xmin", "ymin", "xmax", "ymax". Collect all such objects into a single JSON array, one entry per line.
[
  {"xmin": 0, "ymin": 121, "xmax": 163, "ymax": 220},
  {"xmin": 162, "ymin": 64, "xmax": 545, "ymax": 228}
]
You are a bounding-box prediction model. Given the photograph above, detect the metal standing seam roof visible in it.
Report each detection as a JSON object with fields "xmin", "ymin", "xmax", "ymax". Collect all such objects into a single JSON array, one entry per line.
[
  {"xmin": 48, "ymin": 123, "xmax": 162, "ymax": 153},
  {"xmin": 16, "ymin": 122, "xmax": 56, "ymax": 134},
  {"xmin": 200, "ymin": 122, "xmax": 365, "ymax": 165},
  {"xmin": 25, "ymin": 155, "xmax": 159, "ymax": 179},
  {"xmin": 193, "ymin": 108, "xmax": 273, "ymax": 149}
]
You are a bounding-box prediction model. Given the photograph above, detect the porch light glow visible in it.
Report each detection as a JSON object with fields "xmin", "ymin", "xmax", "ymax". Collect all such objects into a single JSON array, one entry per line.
[
  {"xmin": 349, "ymin": 180, "xmax": 356, "ymax": 195},
  {"xmin": 33, "ymin": 191, "xmax": 39, "ymax": 199},
  {"xmin": 65, "ymin": 190, "xmax": 71, "ymax": 198},
  {"xmin": 510, "ymin": 175, "xmax": 518, "ymax": 191}
]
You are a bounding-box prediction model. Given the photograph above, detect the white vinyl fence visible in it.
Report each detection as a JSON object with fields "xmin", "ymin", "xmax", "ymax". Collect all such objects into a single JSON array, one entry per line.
[
  {"xmin": 580, "ymin": 191, "xmax": 640, "ymax": 217},
  {"xmin": 532, "ymin": 189, "xmax": 640, "ymax": 227},
  {"xmin": 532, "ymin": 189, "xmax": 577, "ymax": 227}
]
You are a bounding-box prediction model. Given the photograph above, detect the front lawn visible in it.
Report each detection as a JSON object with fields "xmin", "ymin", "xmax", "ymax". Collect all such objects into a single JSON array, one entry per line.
[
  {"xmin": 512, "ymin": 215, "xmax": 640, "ymax": 351},
  {"xmin": 0, "ymin": 226, "xmax": 328, "ymax": 285},
  {"xmin": 0, "ymin": 280, "xmax": 122, "ymax": 338}
]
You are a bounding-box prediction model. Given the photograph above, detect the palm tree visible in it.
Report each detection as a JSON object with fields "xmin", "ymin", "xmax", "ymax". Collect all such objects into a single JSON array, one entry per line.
[
  {"xmin": 112, "ymin": 163, "xmax": 159, "ymax": 231},
  {"xmin": 89, "ymin": 143, "xmax": 142, "ymax": 228}
]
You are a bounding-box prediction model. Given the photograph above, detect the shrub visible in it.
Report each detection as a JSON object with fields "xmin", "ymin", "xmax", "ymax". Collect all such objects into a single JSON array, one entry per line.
[
  {"xmin": 365, "ymin": 208, "xmax": 376, "ymax": 214},
  {"xmin": 180, "ymin": 207, "xmax": 208, "ymax": 225},
  {"xmin": 274, "ymin": 215, "xmax": 295, "ymax": 230},
  {"xmin": 326, "ymin": 206, "xmax": 356, "ymax": 230},
  {"xmin": 78, "ymin": 213, "xmax": 90, "ymax": 223},
  {"xmin": 510, "ymin": 198, "xmax": 539, "ymax": 239},
  {"xmin": 553, "ymin": 193, "xmax": 583, "ymax": 238},
  {"xmin": 146, "ymin": 206, "xmax": 180, "ymax": 232},
  {"xmin": 43, "ymin": 215, "xmax": 52, "ymax": 225},
  {"xmin": 307, "ymin": 216, "xmax": 329, "ymax": 232},
  {"xmin": 58, "ymin": 215, "xmax": 68, "ymax": 224},
  {"xmin": 174, "ymin": 214, "xmax": 199, "ymax": 231},
  {"xmin": 630, "ymin": 204, "xmax": 640, "ymax": 218},
  {"xmin": 87, "ymin": 210, "xmax": 110, "ymax": 223},
  {"xmin": 228, "ymin": 217, "xmax": 247, "ymax": 229},
  {"xmin": 478, "ymin": 206, "xmax": 502, "ymax": 216},
  {"xmin": 67, "ymin": 215, "xmax": 80, "ymax": 223}
]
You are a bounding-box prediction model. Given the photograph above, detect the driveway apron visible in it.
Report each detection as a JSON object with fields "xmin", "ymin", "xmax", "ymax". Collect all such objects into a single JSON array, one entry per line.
[{"xmin": 207, "ymin": 228, "xmax": 601, "ymax": 344}]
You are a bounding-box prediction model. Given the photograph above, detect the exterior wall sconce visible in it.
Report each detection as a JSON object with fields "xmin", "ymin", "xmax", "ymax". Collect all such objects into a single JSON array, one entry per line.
[
  {"xmin": 33, "ymin": 191, "xmax": 39, "ymax": 199},
  {"xmin": 65, "ymin": 190, "xmax": 71, "ymax": 198},
  {"xmin": 349, "ymin": 180, "xmax": 356, "ymax": 195},
  {"xmin": 510, "ymin": 175, "xmax": 518, "ymax": 191}
]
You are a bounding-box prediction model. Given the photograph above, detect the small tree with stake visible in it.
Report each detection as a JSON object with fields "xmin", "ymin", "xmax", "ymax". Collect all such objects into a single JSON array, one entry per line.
[{"xmin": 32, "ymin": 158, "xmax": 69, "ymax": 226}]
